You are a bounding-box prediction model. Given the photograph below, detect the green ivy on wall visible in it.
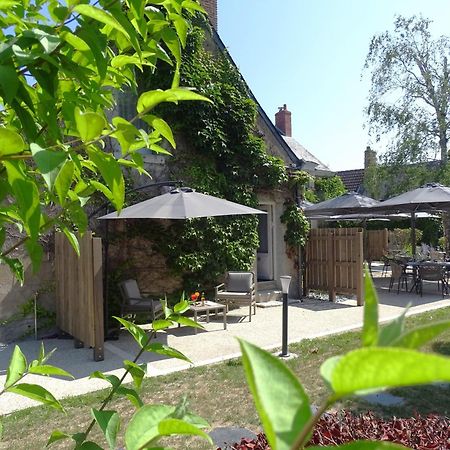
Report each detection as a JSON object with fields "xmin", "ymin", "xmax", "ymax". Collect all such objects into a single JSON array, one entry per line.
[
  {"xmin": 134, "ymin": 19, "xmax": 288, "ymax": 290},
  {"xmin": 280, "ymin": 201, "xmax": 310, "ymax": 249}
]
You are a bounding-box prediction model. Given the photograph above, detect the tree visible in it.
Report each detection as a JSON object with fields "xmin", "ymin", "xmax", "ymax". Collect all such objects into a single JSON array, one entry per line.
[
  {"xmin": 365, "ymin": 15, "xmax": 450, "ymax": 167},
  {"xmin": 0, "ymin": 0, "xmax": 209, "ymax": 283}
]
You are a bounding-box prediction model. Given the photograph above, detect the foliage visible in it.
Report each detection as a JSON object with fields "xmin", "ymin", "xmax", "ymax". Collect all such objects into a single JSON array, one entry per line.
[
  {"xmin": 1, "ymin": 295, "xmax": 213, "ymax": 449},
  {"xmin": 227, "ymin": 413, "xmax": 450, "ymax": 449},
  {"xmin": 239, "ymin": 269, "xmax": 450, "ymax": 450},
  {"xmin": 389, "ymin": 228, "xmax": 423, "ymax": 254},
  {"xmin": 0, "ymin": 0, "xmax": 210, "ymax": 281},
  {"xmin": 314, "ymin": 176, "xmax": 346, "ymax": 202},
  {"xmin": 280, "ymin": 202, "xmax": 310, "ymax": 249},
  {"xmin": 364, "ymin": 15, "xmax": 450, "ymax": 166},
  {"xmin": 129, "ymin": 21, "xmax": 288, "ymax": 289}
]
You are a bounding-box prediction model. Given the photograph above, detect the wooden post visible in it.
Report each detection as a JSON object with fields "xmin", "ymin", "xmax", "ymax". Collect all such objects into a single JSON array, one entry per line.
[
  {"xmin": 93, "ymin": 237, "xmax": 104, "ymax": 361},
  {"xmin": 328, "ymin": 230, "xmax": 336, "ymax": 302},
  {"xmin": 356, "ymin": 229, "xmax": 364, "ymax": 306}
]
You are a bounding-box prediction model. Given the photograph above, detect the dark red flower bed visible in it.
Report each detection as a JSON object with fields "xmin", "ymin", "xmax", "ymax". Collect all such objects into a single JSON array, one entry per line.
[{"xmin": 217, "ymin": 411, "xmax": 450, "ymax": 449}]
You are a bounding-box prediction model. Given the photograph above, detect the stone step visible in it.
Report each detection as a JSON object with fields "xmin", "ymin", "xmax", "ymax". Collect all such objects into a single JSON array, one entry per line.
[
  {"xmin": 257, "ymin": 288, "xmax": 282, "ymax": 304},
  {"xmin": 257, "ymin": 280, "xmax": 278, "ymax": 291}
]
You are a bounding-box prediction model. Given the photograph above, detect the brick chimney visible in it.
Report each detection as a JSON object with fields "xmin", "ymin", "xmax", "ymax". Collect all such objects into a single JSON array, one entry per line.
[
  {"xmin": 364, "ymin": 145, "xmax": 377, "ymax": 168},
  {"xmin": 200, "ymin": 0, "xmax": 218, "ymax": 29},
  {"xmin": 275, "ymin": 104, "xmax": 292, "ymax": 137}
]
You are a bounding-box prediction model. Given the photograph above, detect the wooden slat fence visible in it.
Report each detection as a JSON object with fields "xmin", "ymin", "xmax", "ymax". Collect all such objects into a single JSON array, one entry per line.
[
  {"xmin": 365, "ymin": 229, "xmax": 389, "ymax": 262},
  {"xmin": 305, "ymin": 228, "xmax": 364, "ymax": 305},
  {"xmin": 55, "ymin": 231, "xmax": 104, "ymax": 361}
]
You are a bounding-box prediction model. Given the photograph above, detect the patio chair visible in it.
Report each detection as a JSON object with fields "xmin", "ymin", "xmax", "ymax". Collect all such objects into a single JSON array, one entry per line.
[
  {"xmin": 388, "ymin": 261, "xmax": 411, "ymax": 294},
  {"xmin": 119, "ymin": 279, "xmax": 162, "ymax": 321},
  {"xmin": 215, "ymin": 271, "xmax": 256, "ymax": 322},
  {"xmin": 415, "ymin": 264, "xmax": 448, "ymax": 297}
]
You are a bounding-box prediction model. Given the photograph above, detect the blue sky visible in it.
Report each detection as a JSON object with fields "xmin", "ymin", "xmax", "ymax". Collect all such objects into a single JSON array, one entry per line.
[{"xmin": 218, "ymin": 1, "xmax": 450, "ymax": 171}]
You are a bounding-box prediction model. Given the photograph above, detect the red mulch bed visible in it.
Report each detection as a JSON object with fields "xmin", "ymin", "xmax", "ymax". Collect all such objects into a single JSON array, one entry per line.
[{"xmin": 217, "ymin": 411, "xmax": 450, "ymax": 449}]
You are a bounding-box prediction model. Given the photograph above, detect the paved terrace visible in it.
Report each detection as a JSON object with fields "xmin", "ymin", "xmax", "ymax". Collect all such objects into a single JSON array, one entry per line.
[{"xmin": 1, "ymin": 274, "xmax": 449, "ymax": 414}]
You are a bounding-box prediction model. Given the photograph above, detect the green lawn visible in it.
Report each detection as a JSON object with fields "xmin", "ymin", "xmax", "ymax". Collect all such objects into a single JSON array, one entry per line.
[{"xmin": 1, "ymin": 307, "xmax": 449, "ymax": 450}]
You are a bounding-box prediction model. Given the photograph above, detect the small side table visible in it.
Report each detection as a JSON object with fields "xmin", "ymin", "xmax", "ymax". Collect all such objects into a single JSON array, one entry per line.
[{"xmin": 189, "ymin": 300, "xmax": 227, "ymax": 334}]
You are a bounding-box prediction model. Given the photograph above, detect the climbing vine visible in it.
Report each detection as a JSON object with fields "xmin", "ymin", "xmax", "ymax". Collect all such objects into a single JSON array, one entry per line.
[
  {"xmin": 280, "ymin": 201, "xmax": 310, "ymax": 249},
  {"xmin": 134, "ymin": 19, "xmax": 288, "ymax": 290}
]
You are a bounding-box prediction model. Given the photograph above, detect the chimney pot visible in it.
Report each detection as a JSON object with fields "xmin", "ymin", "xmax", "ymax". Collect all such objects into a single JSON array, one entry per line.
[{"xmin": 364, "ymin": 145, "xmax": 377, "ymax": 168}]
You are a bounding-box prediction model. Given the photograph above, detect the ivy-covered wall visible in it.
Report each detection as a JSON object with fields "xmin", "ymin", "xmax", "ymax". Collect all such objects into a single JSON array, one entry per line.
[{"xmin": 111, "ymin": 19, "xmax": 301, "ymax": 296}]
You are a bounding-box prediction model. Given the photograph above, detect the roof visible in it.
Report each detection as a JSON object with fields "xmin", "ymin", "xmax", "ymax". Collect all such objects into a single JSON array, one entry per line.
[
  {"xmin": 336, "ymin": 168, "xmax": 365, "ymax": 193},
  {"xmin": 211, "ymin": 29, "xmax": 300, "ymax": 168},
  {"xmin": 283, "ymin": 136, "xmax": 332, "ymax": 176}
]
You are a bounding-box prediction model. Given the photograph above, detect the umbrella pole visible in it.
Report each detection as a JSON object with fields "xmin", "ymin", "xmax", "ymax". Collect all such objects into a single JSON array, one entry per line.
[{"xmin": 411, "ymin": 212, "xmax": 416, "ymax": 259}]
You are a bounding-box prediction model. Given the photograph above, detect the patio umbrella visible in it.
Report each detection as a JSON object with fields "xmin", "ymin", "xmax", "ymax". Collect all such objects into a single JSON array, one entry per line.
[
  {"xmin": 368, "ymin": 183, "xmax": 450, "ymax": 258},
  {"xmin": 371, "ymin": 183, "xmax": 450, "ymax": 214},
  {"xmin": 99, "ymin": 187, "xmax": 266, "ymax": 220},
  {"xmin": 304, "ymin": 191, "xmax": 380, "ymax": 218}
]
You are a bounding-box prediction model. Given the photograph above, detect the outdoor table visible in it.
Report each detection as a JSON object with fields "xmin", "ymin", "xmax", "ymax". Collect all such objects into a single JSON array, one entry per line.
[{"xmin": 189, "ymin": 300, "xmax": 227, "ymax": 334}]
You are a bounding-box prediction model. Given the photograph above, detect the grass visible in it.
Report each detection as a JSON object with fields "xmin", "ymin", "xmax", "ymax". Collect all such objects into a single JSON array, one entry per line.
[{"xmin": 1, "ymin": 307, "xmax": 449, "ymax": 449}]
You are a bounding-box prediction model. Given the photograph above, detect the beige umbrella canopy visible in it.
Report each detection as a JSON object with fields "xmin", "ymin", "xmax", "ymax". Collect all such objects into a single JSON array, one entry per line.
[{"xmin": 99, "ymin": 187, "xmax": 266, "ymax": 220}]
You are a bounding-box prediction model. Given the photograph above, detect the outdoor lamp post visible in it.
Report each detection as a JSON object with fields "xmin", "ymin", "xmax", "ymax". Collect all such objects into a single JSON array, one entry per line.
[{"xmin": 279, "ymin": 275, "xmax": 291, "ymax": 358}]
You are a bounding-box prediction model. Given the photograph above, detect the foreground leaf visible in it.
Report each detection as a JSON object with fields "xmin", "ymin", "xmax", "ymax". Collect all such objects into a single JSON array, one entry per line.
[
  {"xmin": 124, "ymin": 405, "xmax": 211, "ymax": 450},
  {"xmin": 391, "ymin": 320, "xmax": 450, "ymax": 349},
  {"xmin": 0, "ymin": 128, "xmax": 25, "ymax": 156},
  {"xmin": 7, "ymin": 383, "xmax": 64, "ymax": 411},
  {"xmin": 28, "ymin": 365, "xmax": 73, "ymax": 378},
  {"xmin": 239, "ymin": 340, "xmax": 311, "ymax": 450},
  {"xmin": 144, "ymin": 343, "xmax": 191, "ymax": 363},
  {"xmin": 377, "ymin": 308, "xmax": 408, "ymax": 347},
  {"xmin": 114, "ymin": 317, "xmax": 149, "ymax": 348},
  {"xmin": 91, "ymin": 409, "xmax": 120, "ymax": 450},
  {"xmin": 5, "ymin": 345, "xmax": 27, "ymax": 388},
  {"xmin": 330, "ymin": 347, "xmax": 450, "ymax": 398},
  {"xmin": 362, "ymin": 266, "xmax": 378, "ymax": 347}
]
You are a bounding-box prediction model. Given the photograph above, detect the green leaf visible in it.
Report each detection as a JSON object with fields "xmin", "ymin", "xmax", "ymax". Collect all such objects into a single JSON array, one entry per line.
[
  {"xmin": 330, "ymin": 347, "xmax": 450, "ymax": 398},
  {"xmin": 5, "ymin": 345, "xmax": 27, "ymax": 389},
  {"xmin": 46, "ymin": 430, "xmax": 71, "ymax": 446},
  {"xmin": 58, "ymin": 223, "xmax": 80, "ymax": 256},
  {"xmin": 152, "ymin": 319, "xmax": 173, "ymax": 331},
  {"xmin": 167, "ymin": 87, "xmax": 212, "ymax": 103},
  {"xmin": 239, "ymin": 340, "xmax": 311, "ymax": 450},
  {"xmin": 0, "ymin": 64, "xmax": 19, "ymax": 104},
  {"xmin": 3, "ymin": 160, "xmax": 41, "ymax": 239},
  {"xmin": 161, "ymin": 26, "xmax": 181, "ymax": 66},
  {"xmin": 54, "ymin": 160, "xmax": 74, "ymax": 205},
  {"xmin": 362, "ymin": 266, "xmax": 378, "ymax": 347},
  {"xmin": 391, "ymin": 320, "xmax": 450, "ymax": 349},
  {"xmin": 0, "ymin": 128, "xmax": 25, "ymax": 156},
  {"xmin": 28, "ymin": 365, "xmax": 73, "ymax": 378},
  {"xmin": 114, "ymin": 317, "xmax": 149, "ymax": 348},
  {"xmin": 320, "ymin": 356, "xmax": 341, "ymax": 390},
  {"xmin": 378, "ymin": 308, "xmax": 408, "ymax": 347},
  {"xmin": 78, "ymin": 442, "xmax": 103, "ymax": 450},
  {"xmin": 30, "ymin": 143, "xmax": 67, "ymax": 191},
  {"xmin": 91, "ymin": 409, "xmax": 120, "ymax": 450},
  {"xmin": 1, "ymin": 256, "xmax": 24, "ymax": 284},
  {"xmin": 308, "ymin": 441, "xmax": 407, "ymax": 449},
  {"xmin": 74, "ymin": 108, "xmax": 106, "ymax": 143},
  {"xmin": 7, "ymin": 383, "xmax": 64, "ymax": 411},
  {"xmin": 0, "ymin": 418, "xmax": 3, "ymax": 440},
  {"xmin": 73, "ymin": 5, "xmax": 130, "ymax": 39},
  {"xmin": 124, "ymin": 360, "xmax": 147, "ymax": 389},
  {"xmin": 173, "ymin": 298, "xmax": 189, "ymax": 314},
  {"xmin": 116, "ymin": 386, "xmax": 143, "ymax": 408},
  {"xmin": 141, "ymin": 115, "xmax": 176, "ymax": 148},
  {"xmin": 87, "ymin": 147, "xmax": 124, "ymax": 212},
  {"xmin": 60, "ymin": 31, "xmax": 90, "ymax": 52},
  {"xmin": 89, "ymin": 371, "xmax": 121, "ymax": 389},
  {"xmin": 25, "ymin": 239, "xmax": 43, "ymax": 274},
  {"xmin": 144, "ymin": 343, "xmax": 191, "ymax": 363},
  {"xmin": 170, "ymin": 315, "xmax": 204, "ymax": 329},
  {"xmin": 137, "ymin": 89, "xmax": 178, "ymax": 114},
  {"xmin": 124, "ymin": 405, "xmax": 211, "ymax": 450}
]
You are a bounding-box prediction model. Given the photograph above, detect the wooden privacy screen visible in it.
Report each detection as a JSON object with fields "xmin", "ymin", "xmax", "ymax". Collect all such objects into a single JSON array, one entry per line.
[
  {"xmin": 55, "ymin": 232, "xmax": 104, "ymax": 361},
  {"xmin": 305, "ymin": 228, "xmax": 364, "ymax": 306},
  {"xmin": 365, "ymin": 229, "xmax": 389, "ymax": 262}
]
